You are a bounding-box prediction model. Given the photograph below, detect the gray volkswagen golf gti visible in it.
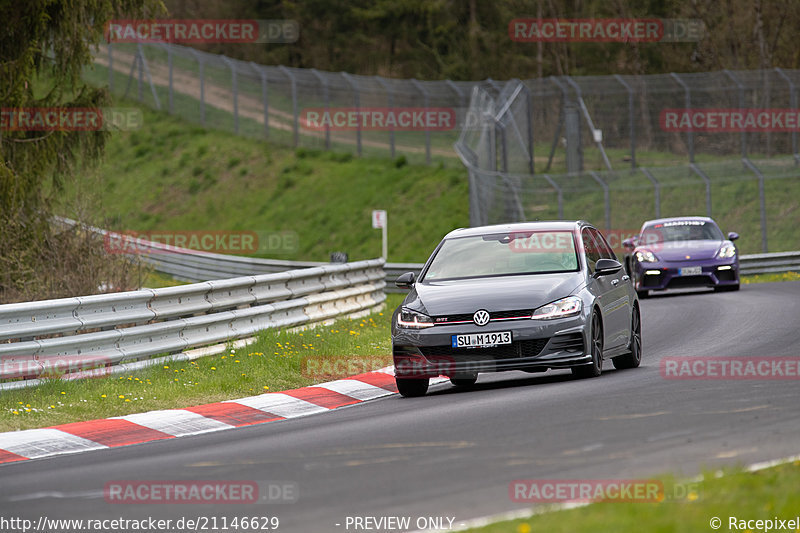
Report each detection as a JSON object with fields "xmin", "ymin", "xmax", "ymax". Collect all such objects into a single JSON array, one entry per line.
[{"xmin": 391, "ymin": 221, "xmax": 641, "ymax": 397}]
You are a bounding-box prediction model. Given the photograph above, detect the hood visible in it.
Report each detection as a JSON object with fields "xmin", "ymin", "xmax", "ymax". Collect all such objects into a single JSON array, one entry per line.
[
  {"xmin": 636, "ymin": 240, "xmax": 726, "ymax": 261},
  {"xmin": 405, "ymin": 272, "xmax": 584, "ymax": 316}
]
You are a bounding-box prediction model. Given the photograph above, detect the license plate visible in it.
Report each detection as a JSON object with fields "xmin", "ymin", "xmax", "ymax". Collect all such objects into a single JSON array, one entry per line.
[
  {"xmin": 679, "ymin": 266, "xmax": 702, "ymax": 276},
  {"xmin": 452, "ymin": 331, "xmax": 512, "ymax": 348}
]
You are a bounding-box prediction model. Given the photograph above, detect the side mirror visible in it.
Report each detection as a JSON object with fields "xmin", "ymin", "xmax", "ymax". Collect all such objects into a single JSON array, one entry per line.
[
  {"xmin": 593, "ymin": 258, "xmax": 623, "ymax": 277},
  {"xmin": 395, "ymin": 272, "xmax": 416, "ymax": 288},
  {"xmin": 727, "ymin": 232, "xmax": 739, "ymax": 241},
  {"xmin": 622, "ymin": 235, "xmax": 639, "ymax": 251}
]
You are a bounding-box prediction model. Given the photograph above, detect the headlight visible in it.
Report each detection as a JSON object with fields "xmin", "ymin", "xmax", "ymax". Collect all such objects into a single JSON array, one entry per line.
[
  {"xmin": 717, "ymin": 243, "xmax": 736, "ymax": 259},
  {"xmin": 635, "ymin": 250, "xmax": 657, "ymax": 263},
  {"xmin": 531, "ymin": 296, "xmax": 582, "ymax": 320},
  {"xmin": 397, "ymin": 308, "xmax": 434, "ymax": 329}
]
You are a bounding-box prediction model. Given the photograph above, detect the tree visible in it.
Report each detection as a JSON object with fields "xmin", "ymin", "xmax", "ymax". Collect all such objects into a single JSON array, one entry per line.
[{"xmin": 0, "ymin": 0, "xmax": 163, "ymax": 302}]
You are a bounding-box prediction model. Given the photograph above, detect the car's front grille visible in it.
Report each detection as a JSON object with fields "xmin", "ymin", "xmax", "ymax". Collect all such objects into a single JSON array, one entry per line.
[
  {"xmin": 642, "ymin": 274, "xmax": 663, "ymax": 287},
  {"xmin": 717, "ymin": 269, "xmax": 736, "ymax": 282},
  {"xmin": 420, "ymin": 339, "xmax": 549, "ymax": 360},
  {"xmin": 433, "ymin": 309, "xmax": 533, "ymax": 325}
]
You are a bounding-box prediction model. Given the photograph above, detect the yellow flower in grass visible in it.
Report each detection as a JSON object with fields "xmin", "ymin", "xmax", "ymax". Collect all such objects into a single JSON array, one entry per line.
[
  {"xmin": 125, "ymin": 399, "xmax": 131, "ymax": 402},
  {"xmin": 210, "ymin": 367, "xmax": 216, "ymax": 371},
  {"xmin": 118, "ymin": 395, "xmax": 125, "ymax": 399},
  {"xmin": 163, "ymin": 365, "xmax": 169, "ymax": 369},
  {"xmin": 60, "ymin": 391, "xmax": 66, "ymax": 395},
  {"xmin": 12, "ymin": 410, "xmax": 19, "ymax": 415},
  {"xmin": 101, "ymin": 394, "xmax": 106, "ymax": 398},
  {"xmin": 263, "ymin": 386, "xmax": 269, "ymax": 390}
]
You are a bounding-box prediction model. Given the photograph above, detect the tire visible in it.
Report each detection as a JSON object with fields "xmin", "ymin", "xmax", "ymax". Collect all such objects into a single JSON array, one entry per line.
[
  {"xmin": 450, "ymin": 375, "xmax": 478, "ymax": 388},
  {"xmin": 612, "ymin": 305, "xmax": 642, "ymax": 370},
  {"xmin": 573, "ymin": 311, "xmax": 603, "ymax": 378},
  {"xmin": 396, "ymin": 377, "xmax": 429, "ymax": 397}
]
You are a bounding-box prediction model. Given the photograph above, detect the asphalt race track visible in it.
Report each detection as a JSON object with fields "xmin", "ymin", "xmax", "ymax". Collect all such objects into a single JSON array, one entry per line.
[{"xmin": 1, "ymin": 281, "xmax": 799, "ymax": 532}]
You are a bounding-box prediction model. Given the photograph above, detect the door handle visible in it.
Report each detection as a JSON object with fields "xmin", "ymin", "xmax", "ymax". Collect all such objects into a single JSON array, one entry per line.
[
  {"xmin": 622, "ymin": 275, "xmax": 630, "ymax": 281},
  {"xmin": 611, "ymin": 279, "xmax": 619, "ymax": 286}
]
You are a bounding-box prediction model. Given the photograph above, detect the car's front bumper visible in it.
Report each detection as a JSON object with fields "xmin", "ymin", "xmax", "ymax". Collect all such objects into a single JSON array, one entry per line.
[
  {"xmin": 392, "ymin": 315, "xmax": 590, "ymax": 378},
  {"xmin": 632, "ymin": 259, "xmax": 739, "ymax": 291}
]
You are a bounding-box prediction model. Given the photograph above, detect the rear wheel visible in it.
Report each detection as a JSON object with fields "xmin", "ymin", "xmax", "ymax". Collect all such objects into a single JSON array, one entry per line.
[
  {"xmin": 396, "ymin": 377, "xmax": 429, "ymax": 397},
  {"xmin": 573, "ymin": 312, "xmax": 603, "ymax": 378},
  {"xmin": 450, "ymin": 374, "xmax": 478, "ymax": 388},
  {"xmin": 613, "ymin": 305, "xmax": 642, "ymax": 369}
]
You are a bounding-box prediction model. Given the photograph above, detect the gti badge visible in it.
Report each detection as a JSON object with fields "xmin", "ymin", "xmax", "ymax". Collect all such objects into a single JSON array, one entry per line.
[{"xmin": 473, "ymin": 309, "xmax": 490, "ymax": 326}]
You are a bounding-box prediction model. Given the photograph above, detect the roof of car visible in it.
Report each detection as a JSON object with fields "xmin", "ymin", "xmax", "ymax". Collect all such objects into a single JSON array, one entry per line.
[
  {"xmin": 443, "ymin": 220, "xmax": 590, "ymax": 239},
  {"xmin": 641, "ymin": 216, "xmax": 716, "ymax": 227}
]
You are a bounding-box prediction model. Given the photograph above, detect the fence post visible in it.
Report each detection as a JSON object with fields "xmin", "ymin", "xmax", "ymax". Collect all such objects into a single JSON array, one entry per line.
[
  {"xmin": 166, "ymin": 44, "xmax": 174, "ymax": 114},
  {"xmin": 135, "ymin": 44, "xmax": 161, "ymax": 110},
  {"xmin": 221, "ymin": 56, "xmax": 239, "ymax": 134},
  {"xmin": 614, "ymin": 74, "xmax": 635, "ymax": 169},
  {"xmin": 278, "ymin": 66, "xmax": 299, "ymax": 147},
  {"xmin": 310, "ymin": 69, "xmax": 330, "ymax": 150},
  {"xmin": 546, "ymin": 76, "xmax": 569, "ymax": 172},
  {"xmin": 108, "ymin": 43, "xmax": 114, "ymax": 92},
  {"xmin": 411, "ymin": 79, "xmax": 431, "ymax": 165},
  {"xmin": 742, "ymin": 158, "xmax": 769, "ymax": 252},
  {"xmin": 375, "ymin": 76, "xmax": 395, "ymax": 158},
  {"xmin": 640, "ymin": 167, "xmax": 661, "ymax": 218},
  {"xmin": 589, "ymin": 171, "xmax": 610, "ymax": 231},
  {"xmin": 185, "ymin": 49, "xmax": 206, "ymax": 126},
  {"xmin": 775, "ymin": 68, "xmax": 798, "ymax": 164},
  {"xmin": 689, "ymin": 163, "xmax": 712, "ymax": 216},
  {"xmin": 723, "ymin": 69, "xmax": 747, "ymax": 158},
  {"xmin": 670, "ymin": 73, "xmax": 694, "ymax": 163},
  {"xmin": 565, "ymin": 76, "xmax": 612, "ymax": 172},
  {"xmin": 542, "ymin": 174, "xmax": 564, "ymax": 219},
  {"xmin": 341, "ymin": 72, "xmax": 361, "ymax": 156},
  {"xmin": 136, "ymin": 45, "xmax": 143, "ymax": 102},
  {"xmin": 250, "ymin": 62, "xmax": 269, "ymax": 138}
]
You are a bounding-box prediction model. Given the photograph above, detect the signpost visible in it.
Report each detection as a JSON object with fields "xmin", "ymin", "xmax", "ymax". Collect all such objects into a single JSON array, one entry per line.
[{"xmin": 371, "ymin": 209, "xmax": 387, "ymax": 260}]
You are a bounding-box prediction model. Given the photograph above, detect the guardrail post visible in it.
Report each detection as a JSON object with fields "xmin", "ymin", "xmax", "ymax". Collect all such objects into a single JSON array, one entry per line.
[
  {"xmin": 341, "ymin": 72, "xmax": 362, "ymax": 156},
  {"xmin": 742, "ymin": 158, "xmax": 769, "ymax": 252},
  {"xmin": 640, "ymin": 167, "xmax": 661, "ymax": 218},
  {"xmin": 411, "ymin": 79, "xmax": 431, "ymax": 164},
  {"xmin": 670, "ymin": 73, "xmax": 694, "ymax": 163},
  {"xmin": 375, "ymin": 76, "xmax": 395, "ymax": 158},
  {"xmin": 724, "ymin": 69, "xmax": 747, "ymax": 158},
  {"xmin": 775, "ymin": 68, "xmax": 798, "ymax": 165},
  {"xmin": 614, "ymin": 74, "xmax": 636, "ymax": 169},
  {"xmin": 689, "ymin": 163, "xmax": 712, "ymax": 216},
  {"xmin": 251, "ymin": 62, "xmax": 269, "ymax": 138},
  {"xmin": 311, "ymin": 69, "xmax": 330, "ymax": 150},
  {"xmin": 221, "ymin": 56, "xmax": 239, "ymax": 134},
  {"xmin": 279, "ymin": 66, "xmax": 299, "ymax": 147},
  {"xmin": 542, "ymin": 174, "xmax": 564, "ymax": 219},
  {"xmin": 589, "ymin": 171, "xmax": 611, "ymax": 231}
]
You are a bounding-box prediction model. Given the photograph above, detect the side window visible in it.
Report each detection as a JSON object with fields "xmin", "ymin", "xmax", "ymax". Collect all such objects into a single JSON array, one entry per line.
[
  {"xmin": 581, "ymin": 228, "xmax": 601, "ymax": 273},
  {"xmin": 591, "ymin": 228, "xmax": 617, "ymax": 260}
]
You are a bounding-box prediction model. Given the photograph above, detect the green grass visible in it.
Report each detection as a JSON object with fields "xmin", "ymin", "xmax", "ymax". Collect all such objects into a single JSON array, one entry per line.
[
  {"xmin": 0, "ymin": 294, "xmax": 402, "ymax": 432},
  {"xmin": 467, "ymin": 461, "xmax": 800, "ymax": 533},
  {"xmin": 57, "ymin": 97, "xmax": 800, "ymax": 262},
  {"xmin": 742, "ymin": 271, "xmax": 800, "ymax": 284}
]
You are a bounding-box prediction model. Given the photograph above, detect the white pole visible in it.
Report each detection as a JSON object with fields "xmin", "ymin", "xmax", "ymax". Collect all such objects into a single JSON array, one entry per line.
[{"xmin": 382, "ymin": 221, "xmax": 388, "ymax": 261}]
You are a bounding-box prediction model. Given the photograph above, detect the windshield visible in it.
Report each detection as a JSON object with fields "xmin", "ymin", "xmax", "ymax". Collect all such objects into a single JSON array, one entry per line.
[
  {"xmin": 641, "ymin": 220, "xmax": 723, "ymax": 243},
  {"xmin": 422, "ymin": 231, "xmax": 579, "ymax": 281}
]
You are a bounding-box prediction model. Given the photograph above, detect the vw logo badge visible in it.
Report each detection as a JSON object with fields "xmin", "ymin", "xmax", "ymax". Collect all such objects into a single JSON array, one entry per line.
[{"xmin": 473, "ymin": 309, "xmax": 490, "ymax": 326}]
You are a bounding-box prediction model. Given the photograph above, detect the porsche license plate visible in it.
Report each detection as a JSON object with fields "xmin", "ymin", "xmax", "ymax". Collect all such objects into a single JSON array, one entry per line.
[
  {"xmin": 452, "ymin": 331, "xmax": 512, "ymax": 348},
  {"xmin": 679, "ymin": 266, "xmax": 702, "ymax": 276}
]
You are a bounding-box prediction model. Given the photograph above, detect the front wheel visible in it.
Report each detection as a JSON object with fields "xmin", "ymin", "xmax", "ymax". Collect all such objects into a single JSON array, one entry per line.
[
  {"xmin": 573, "ymin": 311, "xmax": 603, "ymax": 378},
  {"xmin": 396, "ymin": 377, "xmax": 429, "ymax": 397},
  {"xmin": 612, "ymin": 305, "xmax": 642, "ymax": 369}
]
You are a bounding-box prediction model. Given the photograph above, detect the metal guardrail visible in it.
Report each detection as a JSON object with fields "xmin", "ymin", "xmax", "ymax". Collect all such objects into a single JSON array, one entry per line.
[{"xmin": 0, "ymin": 259, "xmax": 385, "ymax": 383}]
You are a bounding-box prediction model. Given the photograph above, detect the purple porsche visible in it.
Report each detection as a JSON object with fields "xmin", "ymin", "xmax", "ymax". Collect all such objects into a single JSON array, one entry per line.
[{"xmin": 622, "ymin": 216, "xmax": 740, "ymax": 297}]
